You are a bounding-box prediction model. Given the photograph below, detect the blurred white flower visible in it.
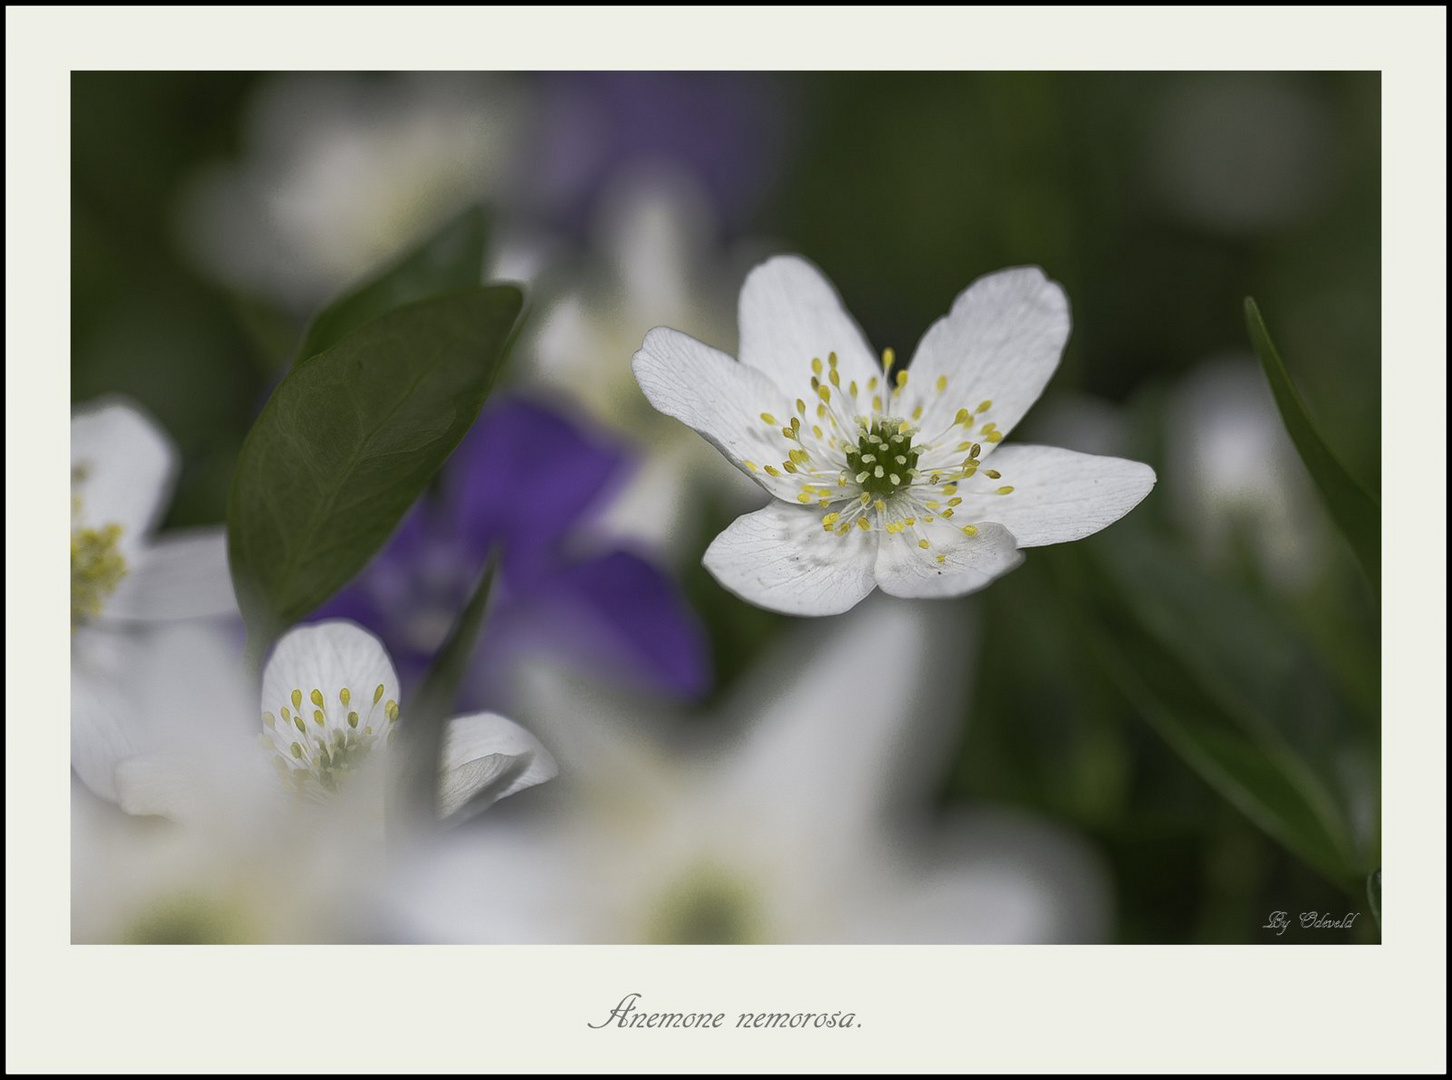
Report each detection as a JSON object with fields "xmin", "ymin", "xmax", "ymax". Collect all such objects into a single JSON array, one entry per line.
[
  {"xmin": 71, "ymin": 398, "xmax": 236, "ymax": 801},
  {"xmin": 632, "ymin": 256, "xmax": 1157, "ymax": 615},
  {"xmin": 381, "ymin": 596, "xmax": 1111, "ymax": 943},
  {"xmin": 523, "ymin": 166, "xmax": 762, "ymax": 559},
  {"xmin": 1166, "ymin": 356, "xmax": 1331, "ymax": 587},
  {"xmin": 180, "ymin": 72, "xmax": 526, "ymax": 308},
  {"xmin": 114, "ymin": 620, "xmax": 556, "ymax": 826}
]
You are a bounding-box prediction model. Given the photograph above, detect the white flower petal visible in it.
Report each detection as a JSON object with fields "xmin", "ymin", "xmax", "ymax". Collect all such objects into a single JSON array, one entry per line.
[
  {"xmin": 437, "ymin": 712, "xmax": 558, "ymax": 822},
  {"xmin": 971, "ymin": 444, "xmax": 1157, "ymax": 547},
  {"xmin": 71, "ymin": 398, "xmax": 178, "ymax": 559},
  {"xmin": 903, "ymin": 266, "xmax": 1070, "ymax": 442},
  {"xmin": 71, "ymin": 629, "xmax": 149, "ymax": 801},
  {"xmin": 873, "ymin": 519, "xmax": 1023, "ymax": 600},
  {"xmin": 632, "ymin": 326, "xmax": 800, "ymax": 500},
  {"xmin": 105, "ymin": 527, "xmax": 238, "ymax": 621},
  {"xmin": 703, "ymin": 501, "xmax": 879, "ymax": 616},
  {"xmin": 715, "ymin": 595, "xmax": 973, "ymax": 861},
  {"xmin": 737, "ymin": 254, "xmax": 880, "ymax": 397},
  {"xmin": 261, "ymin": 620, "xmax": 399, "ymax": 729},
  {"xmin": 114, "ymin": 745, "xmax": 274, "ymax": 825}
]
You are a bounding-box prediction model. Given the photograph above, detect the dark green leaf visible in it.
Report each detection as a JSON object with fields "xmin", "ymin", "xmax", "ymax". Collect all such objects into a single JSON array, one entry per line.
[
  {"xmin": 1367, "ymin": 868, "xmax": 1381, "ymax": 931},
  {"xmin": 396, "ymin": 554, "xmax": 497, "ymax": 828},
  {"xmin": 296, "ymin": 207, "xmax": 488, "ymax": 364},
  {"xmin": 1244, "ymin": 298, "xmax": 1380, "ymax": 589},
  {"xmin": 228, "ymin": 286, "xmax": 522, "ymax": 658}
]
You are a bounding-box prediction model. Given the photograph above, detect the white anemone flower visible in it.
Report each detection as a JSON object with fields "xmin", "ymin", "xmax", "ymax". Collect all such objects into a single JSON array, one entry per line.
[
  {"xmin": 632, "ymin": 256, "xmax": 1158, "ymax": 615},
  {"xmin": 378, "ymin": 596, "xmax": 1110, "ymax": 943},
  {"xmin": 71, "ymin": 398, "xmax": 236, "ymax": 801},
  {"xmin": 114, "ymin": 619, "xmax": 557, "ymax": 828}
]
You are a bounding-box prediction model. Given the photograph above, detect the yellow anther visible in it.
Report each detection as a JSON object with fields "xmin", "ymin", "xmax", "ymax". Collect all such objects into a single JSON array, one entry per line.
[
  {"xmin": 895, "ymin": 369, "xmax": 909, "ymax": 389},
  {"xmin": 293, "ymin": 716, "xmax": 306, "ymax": 734},
  {"xmin": 985, "ymin": 431, "xmax": 1003, "ymax": 443},
  {"xmin": 904, "ymin": 516, "xmax": 916, "ymax": 526},
  {"xmin": 310, "ymin": 689, "xmax": 324, "ymax": 708},
  {"xmin": 782, "ymin": 426, "xmax": 797, "ymax": 440},
  {"xmin": 874, "ymin": 499, "xmax": 886, "ymax": 513},
  {"xmin": 822, "ymin": 512, "xmax": 840, "ymax": 526},
  {"xmin": 956, "ymin": 441, "xmax": 972, "ymax": 452},
  {"xmin": 996, "ymin": 485, "xmax": 1015, "ymax": 495},
  {"xmin": 313, "ymin": 709, "xmax": 324, "ymax": 726},
  {"xmin": 977, "ymin": 400, "xmax": 992, "ymax": 413},
  {"xmin": 962, "ymin": 524, "xmax": 979, "ymax": 536},
  {"xmin": 817, "ymin": 403, "xmax": 828, "ymax": 419},
  {"xmin": 942, "ymin": 483, "xmax": 958, "ymax": 495},
  {"xmin": 744, "ymin": 460, "xmax": 759, "ymax": 473},
  {"xmin": 291, "ymin": 742, "xmax": 304, "ymax": 759},
  {"xmin": 796, "ymin": 493, "xmax": 810, "ymax": 503},
  {"xmin": 796, "ymin": 398, "xmax": 807, "ymax": 415},
  {"xmin": 856, "ymin": 517, "xmax": 871, "ymax": 531},
  {"xmin": 882, "ymin": 347, "xmax": 895, "ymax": 372},
  {"xmin": 954, "ymin": 408, "xmax": 972, "ymax": 426},
  {"xmin": 930, "ymin": 472, "xmax": 942, "ymax": 484},
  {"xmin": 849, "ymin": 381, "xmax": 859, "ymax": 397},
  {"xmin": 918, "ymin": 538, "xmax": 930, "ymax": 550},
  {"xmin": 925, "ymin": 500, "xmax": 941, "ymax": 510},
  {"xmin": 897, "ymin": 420, "xmax": 911, "ymax": 436},
  {"xmin": 829, "ymin": 369, "xmax": 840, "ymax": 388},
  {"xmin": 791, "ymin": 415, "xmax": 801, "ymax": 431},
  {"xmin": 373, "ymin": 684, "xmax": 385, "ymax": 704},
  {"xmin": 860, "ymin": 492, "xmax": 871, "ymax": 506},
  {"xmin": 817, "ymin": 385, "xmax": 831, "ymax": 403},
  {"xmin": 948, "ymin": 497, "xmax": 962, "ymax": 506},
  {"xmin": 347, "ymin": 711, "xmax": 359, "ymax": 729},
  {"xmin": 941, "ymin": 509, "xmax": 954, "ymax": 518},
  {"xmin": 912, "ymin": 404, "xmax": 924, "ymax": 420},
  {"xmin": 935, "ymin": 375, "xmax": 948, "ymax": 393},
  {"xmin": 970, "ymin": 443, "xmax": 982, "ymax": 458},
  {"xmin": 837, "ymin": 522, "xmax": 850, "ymax": 535},
  {"xmin": 764, "ymin": 465, "xmax": 781, "ymax": 477},
  {"xmin": 783, "ymin": 462, "xmax": 798, "ymax": 474},
  {"xmin": 263, "ymin": 712, "xmax": 275, "ymax": 729},
  {"xmin": 963, "ymin": 463, "xmax": 979, "ymax": 476},
  {"xmin": 936, "ymin": 553, "xmax": 947, "ymax": 564},
  {"xmin": 760, "ymin": 412, "xmax": 778, "ymax": 425},
  {"xmin": 872, "ymin": 395, "xmax": 883, "ymax": 412},
  {"xmin": 985, "ymin": 469, "xmax": 1001, "ymax": 480},
  {"xmin": 819, "ymin": 498, "xmax": 831, "ymax": 508},
  {"xmin": 291, "ymin": 689, "xmax": 302, "ymax": 710},
  {"xmin": 828, "ymin": 351, "xmax": 838, "ymax": 368},
  {"xmin": 921, "ymin": 515, "xmax": 934, "ymax": 523},
  {"xmin": 281, "ymin": 707, "xmax": 290, "ymax": 720},
  {"xmin": 339, "ymin": 687, "xmax": 351, "ymax": 707},
  {"xmin": 812, "ymin": 357, "xmax": 823, "ymax": 376},
  {"xmin": 812, "ymin": 425, "xmax": 824, "ymax": 439},
  {"xmin": 386, "ymin": 700, "xmax": 399, "ymax": 723}
]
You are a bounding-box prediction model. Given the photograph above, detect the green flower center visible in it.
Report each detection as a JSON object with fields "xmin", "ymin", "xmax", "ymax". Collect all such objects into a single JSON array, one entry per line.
[
  {"xmin": 71, "ymin": 523, "xmax": 127, "ymax": 627},
  {"xmin": 843, "ymin": 418, "xmax": 919, "ymax": 497}
]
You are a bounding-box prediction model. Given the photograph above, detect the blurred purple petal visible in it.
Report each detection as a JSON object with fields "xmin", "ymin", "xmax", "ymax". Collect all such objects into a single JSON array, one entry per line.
[{"xmin": 446, "ymin": 395, "xmax": 630, "ymax": 572}]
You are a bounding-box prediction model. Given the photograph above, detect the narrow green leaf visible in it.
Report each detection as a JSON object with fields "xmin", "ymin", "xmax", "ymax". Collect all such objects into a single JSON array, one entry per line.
[
  {"xmin": 1367, "ymin": 868, "xmax": 1381, "ymax": 931},
  {"xmin": 1244, "ymin": 298, "xmax": 1380, "ymax": 588},
  {"xmin": 228, "ymin": 286, "xmax": 522, "ymax": 658},
  {"xmin": 296, "ymin": 207, "xmax": 488, "ymax": 364},
  {"xmin": 396, "ymin": 554, "xmax": 497, "ymax": 827},
  {"xmin": 1090, "ymin": 628, "xmax": 1361, "ymax": 893}
]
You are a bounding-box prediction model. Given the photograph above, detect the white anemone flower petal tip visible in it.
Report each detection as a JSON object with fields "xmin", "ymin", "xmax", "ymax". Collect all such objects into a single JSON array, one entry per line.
[{"xmin": 632, "ymin": 255, "xmax": 1155, "ymax": 616}]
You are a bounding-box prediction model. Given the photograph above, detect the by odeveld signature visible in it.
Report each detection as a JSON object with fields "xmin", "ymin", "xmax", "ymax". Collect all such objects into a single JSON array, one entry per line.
[{"xmin": 1262, "ymin": 911, "xmax": 1360, "ymax": 936}]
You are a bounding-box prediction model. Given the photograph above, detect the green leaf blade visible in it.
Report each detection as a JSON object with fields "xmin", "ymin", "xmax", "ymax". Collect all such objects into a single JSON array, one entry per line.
[
  {"xmin": 1244, "ymin": 297, "xmax": 1380, "ymax": 589},
  {"xmin": 296, "ymin": 207, "xmax": 488, "ymax": 364},
  {"xmin": 228, "ymin": 285, "xmax": 521, "ymax": 654}
]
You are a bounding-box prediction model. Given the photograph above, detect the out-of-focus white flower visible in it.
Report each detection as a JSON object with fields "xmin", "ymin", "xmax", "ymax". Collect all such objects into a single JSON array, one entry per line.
[
  {"xmin": 632, "ymin": 256, "xmax": 1157, "ymax": 615},
  {"xmin": 1166, "ymin": 356, "xmax": 1331, "ymax": 587},
  {"xmin": 523, "ymin": 167, "xmax": 762, "ymax": 558},
  {"xmin": 113, "ymin": 620, "xmax": 556, "ymax": 827},
  {"xmin": 380, "ymin": 596, "xmax": 1111, "ymax": 943},
  {"xmin": 71, "ymin": 398, "xmax": 236, "ymax": 801},
  {"xmin": 180, "ymin": 72, "xmax": 526, "ymax": 308}
]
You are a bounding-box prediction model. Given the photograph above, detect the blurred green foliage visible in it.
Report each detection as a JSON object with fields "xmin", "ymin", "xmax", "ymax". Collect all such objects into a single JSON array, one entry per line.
[{"xmin": 72, "ymin": 70, "xmax": 1380, "ymax": 943}]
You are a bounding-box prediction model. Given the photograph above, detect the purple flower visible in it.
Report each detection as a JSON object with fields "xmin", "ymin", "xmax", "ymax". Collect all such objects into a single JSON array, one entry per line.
[{"xmin": 311, "ymin": 394, "xmax": 712, "ymax": 709}]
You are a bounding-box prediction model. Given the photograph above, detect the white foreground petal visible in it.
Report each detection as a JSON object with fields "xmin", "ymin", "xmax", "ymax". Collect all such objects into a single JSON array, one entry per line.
[
  {"xmin": 71, "ymin": 398, "xmax": 178, "ymax": 560},
  {"xmin": 106, "ymin": 527, "xmax": 238, "ymax": 621},
  {"xmin": 632, "ymin": 326, "xmax": 799, "ymax": 500},
  {"xmin": 437, "ymin": 712, "xmax": 558, "ymax": 822},
  {"xmin": 904, "ymin": 266, "xmax": 1070, "ymax": 441},
  {"xmin": 715, "ymin": 595, "xmax": 973, "ymax": 858},
  {"xmin": 262, "ymin": 620, "xmax": 399, "ymax": 724},
  {"xmin": 972, "ymin": 444, "xmax": 1156, "ymax": 547},
  {"xmin": 115, "ymin": 745, "xmax": 275, "ymax": 825},
  {"xmin": 873, "ymin": 520, "xmax": 1023, "ymax": 599},
  {"xmin": 737, "ymin": 254, "xmax": 880, "ymax": 395},
  {"xmin": 703, "ymin": 501, "xmax": 879, "ymax": 616}
]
